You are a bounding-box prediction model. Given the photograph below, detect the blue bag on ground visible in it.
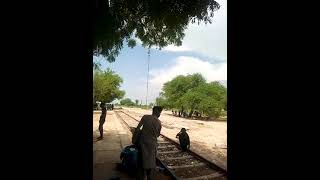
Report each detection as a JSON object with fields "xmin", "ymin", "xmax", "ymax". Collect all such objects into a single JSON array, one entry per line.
[{"xmin": 119, "ymin": 145, "xmax": 138, "ymax": 176}]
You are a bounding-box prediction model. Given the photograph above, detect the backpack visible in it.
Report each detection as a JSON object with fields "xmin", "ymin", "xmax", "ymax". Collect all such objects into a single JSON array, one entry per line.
[{"xmin": 119, "ymin": 145, "xmax": 139, "ymax": 176}]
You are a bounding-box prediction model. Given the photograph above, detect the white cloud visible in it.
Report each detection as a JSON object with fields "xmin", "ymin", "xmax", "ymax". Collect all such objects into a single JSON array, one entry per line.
[
  {"xmin": 147, "ymin": 56, "xmax": 227, "ymax": 102},
  {"xmin": 157, "ymin": 0, "xmax": 227, "ymax": 60},
  {"xmin": 162, "ymin": 45, "xmax": 191, "ymax": 52}
]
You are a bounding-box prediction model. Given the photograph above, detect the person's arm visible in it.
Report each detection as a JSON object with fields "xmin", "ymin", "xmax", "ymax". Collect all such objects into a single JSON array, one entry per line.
[
  {"xmin": 157, "ymin": 122, "xmax": 162, "ymax": 137},
  {"xmin": 138, "ymin": 115, "xmax": 146, "ymax": 128},
  {"xmin": 132, "ymin": 116, "xmax": 145, "ymax": 144},
  {"xmin": 186, "ymin": 134, "xmax": 190, "ymax": 149},
  {"xmin": 176, "ymin": 132, "xmax": 181, "ymax": 138}
]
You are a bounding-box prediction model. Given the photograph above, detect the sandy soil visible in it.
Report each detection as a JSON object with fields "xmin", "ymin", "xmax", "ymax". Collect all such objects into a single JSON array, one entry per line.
[{"xmin": 120, "ymin": 107, "xmax": 227, "ymax": 170}]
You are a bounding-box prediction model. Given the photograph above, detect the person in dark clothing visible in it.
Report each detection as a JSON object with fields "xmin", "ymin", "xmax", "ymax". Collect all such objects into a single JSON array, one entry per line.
[
  {"xmin": 194, "ymin": 111, "xmax": 199, "ymax": 117},
  {"xmin": 132, "ymin": 106, "xmax": 163, "ymax": 180},
  {"xmin": 176, "ymin": 128, "xmax": 190, "ymax": 151},
  {"xmin": 97, "ymin": 103, "xmax": 107, "ymax": 140}
]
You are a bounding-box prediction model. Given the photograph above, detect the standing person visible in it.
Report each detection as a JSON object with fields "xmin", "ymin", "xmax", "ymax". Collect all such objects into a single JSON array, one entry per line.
[
  {"xmin": 97, "ymin": 103, "xmax": 107, "ymax": 140},
  {"xmin": 176, "ymin": 128, "xmax": 190, "ymax": 151},
  {"xmin": 132, "ymin": 106, "xmax": 163, "ymax": 180}
]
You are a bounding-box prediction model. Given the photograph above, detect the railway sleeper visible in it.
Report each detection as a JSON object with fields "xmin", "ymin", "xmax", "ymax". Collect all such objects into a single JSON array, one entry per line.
[
  {"xmin": 164, "ymin": 158, "xmax": 202, "ymax": 167},
  {"xmin": 158, "ymin": 150, "xmax": 181, "ymax": 154},
  {"xmin": 164, "ymin": 155, "xmax": 193, "ymax": 160},
  {"xmin": 167, "ymin": 162, "xmax": 206, "ymax": 169},
  {"xmin": 157, "ymin": 145, "xmax": 176, "ymax": 149},
  {"xmin": 181, "ymin": 172, "xmax": 224, "ymax": 180},
  {"xmin": 158, "ymin": 141, "xmax": 172, "ymax": 144}
]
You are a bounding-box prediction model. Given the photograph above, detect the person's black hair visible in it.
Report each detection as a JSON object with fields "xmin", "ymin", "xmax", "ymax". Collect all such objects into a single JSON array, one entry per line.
[
  {"xmin": 152, "ymin": 106, "xmax": 163, "ymax": 113},
  {"xmin": 152, "ymin": 106, "xmax": 163, "ymax": 117}
]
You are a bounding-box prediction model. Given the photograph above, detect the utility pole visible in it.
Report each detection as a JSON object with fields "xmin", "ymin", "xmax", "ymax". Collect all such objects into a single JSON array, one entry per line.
[{"xmin": 146, "ymin": 48, "xmax": 150, "ymax": 106}]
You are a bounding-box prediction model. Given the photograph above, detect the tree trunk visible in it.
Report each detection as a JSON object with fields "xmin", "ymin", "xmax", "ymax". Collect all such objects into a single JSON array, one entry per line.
[
  {"xmin": 188, "ymin": 110, "xmax": 194, "ymax": 118},
  {"xmin": 181, "ymin": 106, "xmax": 184, "ymax": 117}
]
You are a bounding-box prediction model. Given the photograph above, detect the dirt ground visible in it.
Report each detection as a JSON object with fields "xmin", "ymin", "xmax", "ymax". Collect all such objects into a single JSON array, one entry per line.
[{"xmin": 120, "ymin": 107, "xmax": 227, "ymax": 170}]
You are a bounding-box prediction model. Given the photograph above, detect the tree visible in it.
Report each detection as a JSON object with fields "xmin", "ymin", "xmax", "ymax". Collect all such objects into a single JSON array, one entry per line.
[
  {"xmin": 135, "ymin": 99, "xmax": 139, "ymax": 106},
  {"xmin": 120, "ymin": 98, "xmax": 135, "ymax": 106},
  {"xmin": 186, "ymin": 82, "xmax": 226, "ymax": 119},
  {"xmin": 180, "ymin": 90, "xmax": 203, "ymax": 117},
  {"xmin": 162, "ymin": 73, "xmax": 206, "ymax": 116},
  {"xmin": 94, "ymin": 0, "xmax": 220, "ymax": 65},
  {"xmin": 222, "ymin": 96, "xmax": 227, "ymax": 111},
  {"xmin": 155, "ymin": 96, "xmax": 167, "ymax": 108},
  {"xmin": 93, "ymin": 69, "xmax": 125, "ymax": 104},
  {"xmin": 158, "ymin": 73, "xmax": 226, "ymax": 119},
  {"xmin": 155, "ymin": 92, "xmax": 170, "ymax": 109}
]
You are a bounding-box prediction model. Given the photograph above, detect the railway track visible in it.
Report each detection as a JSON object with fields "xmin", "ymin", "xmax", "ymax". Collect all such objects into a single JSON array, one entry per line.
[{"xmin": 114, "ymin": 110, "xmax": 227, "ymax": 180}]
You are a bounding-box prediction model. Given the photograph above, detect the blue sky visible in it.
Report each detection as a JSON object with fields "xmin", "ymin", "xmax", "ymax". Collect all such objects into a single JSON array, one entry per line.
[{"xmin": 94, "ymin": 0, "xmax": 227, "ymax": 104}]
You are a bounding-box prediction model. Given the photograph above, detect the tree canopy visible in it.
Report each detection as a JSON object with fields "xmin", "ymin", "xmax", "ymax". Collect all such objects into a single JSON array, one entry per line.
[
  {"xmin": 155, "ymin": 94, "xmax": 169, "ymax": 108},
  {"xmin": 157, "ymin": 73, "xmax": 226, "ymax": 119},
  {"xmin": 94, "ymin": 0, "xmax": 220, "ymax": 65},
  {"xmin": 93, "ymin": 69, "xmax": 125, "ymax": 104},
  {"xmin": 120, "ymin": 98, "xmax": 136, "ymax": 106},
  {"xmin": 162, "ymin": 73, "xmax": 206, "ymax": 109}
]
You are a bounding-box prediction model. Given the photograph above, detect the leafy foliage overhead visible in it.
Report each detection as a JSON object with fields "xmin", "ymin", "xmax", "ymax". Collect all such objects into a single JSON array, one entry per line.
[{"xmin": 94, "ymin": 0, "xmax": 220, "ymax": 63}]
